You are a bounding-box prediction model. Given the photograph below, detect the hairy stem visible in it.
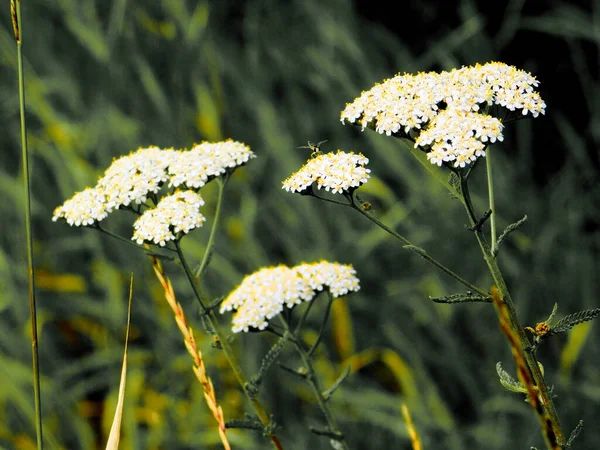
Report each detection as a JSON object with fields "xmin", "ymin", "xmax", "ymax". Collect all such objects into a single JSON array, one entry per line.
[
  {"xmin": 175, "ymin": 243, "xmax": 284, "ymax": 450},
  {"xmin": 461, "ymin": 178, "xmax": 565, "ymax": 448},
  {"xmin": 350, "ymin": 202, "xmax": 488, "ymax": 297},
  {"xmin": 12, "ymin": 2, "xmax": 43, "ymax": 448},
  {"xmin": 279, "ymin": 316, "xmax": 349, "ymax": 450}
]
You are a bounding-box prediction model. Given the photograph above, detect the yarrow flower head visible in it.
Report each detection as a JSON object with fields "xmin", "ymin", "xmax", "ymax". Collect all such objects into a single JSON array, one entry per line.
[
  {"xmin": 168, "ymin": 140, "xmax": 255, "ymax": 189},
  {"xmin": 132, "ymin": 190, "xmax": 206, "ymax": 246},
  {"xmin": 98, "ymin": 146, "xmax": 178, "ymax": 211},
  {"xmin": 53, "ymin": 140, "xmax": 254, "ymax": 237},
  {"xmin": 282, "ymin": 150, "xmax": 371, "ymax": 194},
  {"xmin": 341, "ymin": 62, "xmax": 546, "ymax": 167},
  {"xmin": 52, "ymin": 187, "xmax": 108, "ymax": 226},
  {"xmin": 220, "ymin": 261, "xmax": 360, "ymax": 333}
]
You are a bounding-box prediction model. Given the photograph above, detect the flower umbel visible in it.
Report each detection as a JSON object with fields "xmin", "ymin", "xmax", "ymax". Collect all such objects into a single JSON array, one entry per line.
[
  {"xmin": 416, "ymin": 109, "xmax": 504, "ymax": 167},
  {"xmin": 52, "ymin": 186, "xmax": 108, "ymax": 226},
  {"xmin": 220, "ymin": 261, "xmax": 360, "ymax": 333},
  {"xmin": 98, "ymin": 146, "xmax": 178, "ymax": 212},
  {"xmin": 282, "ymin": 150, "xmax": 370, "ymax": 194},
  {"xmin": 53, "ymin": 140, "xmax": 254, "ymax": 230},
  {"xmin": 132, "ymin": 190, "xmax": 206, "ymax": 246},
  {"xmin": 341, "ymin": 62, "xmax": 546, "ymax": 167},
  {"xmin": 168, "ymin": 140, "xmax": 255, "ymax": 189}
]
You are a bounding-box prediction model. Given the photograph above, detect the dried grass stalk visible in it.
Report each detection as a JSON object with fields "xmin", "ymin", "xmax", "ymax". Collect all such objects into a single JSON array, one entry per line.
[{"xmin": 151, "ymin": 256, "xmax": 231, "ymax": 450}]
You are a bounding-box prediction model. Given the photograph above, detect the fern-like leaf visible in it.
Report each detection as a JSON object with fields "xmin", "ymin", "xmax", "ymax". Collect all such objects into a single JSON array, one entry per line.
[
  {"xmin": 566, "ymin": 420, "xmax": 584, "ymax": 448},
  {"xmin": 550, "ymin": 308, "xmax": 600, "ymax": 335},
  {"xmin": 493, "ymin": 214, "xmax": 528, "ymax": 257},
  {"xmin": 496, "ymin": 362, "xmax": 527, "ymax": 393},
  {"xmin": 430, "ymin": 292, "xmax": 491, "ymax": 304}
]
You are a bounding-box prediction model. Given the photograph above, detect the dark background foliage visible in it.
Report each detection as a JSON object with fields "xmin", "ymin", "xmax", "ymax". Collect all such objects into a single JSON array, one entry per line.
[{"xmin": 0, "ymin": 0, "xmax": 598, "ymax": 449}]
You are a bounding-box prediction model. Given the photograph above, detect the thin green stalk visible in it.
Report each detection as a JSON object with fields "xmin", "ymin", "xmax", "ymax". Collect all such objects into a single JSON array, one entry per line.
[
  {"xmin": 174, "ymin": 243, "xmax": 284, "ymax": 450},
  {"xmin": 485, "ymin": 148, "xmax": 497, "ymax": 254},
  {"xmin": 12, "ymin": 2, "xmax": 43, "ymax": 448},
  {"xmin": 278, "ymin": 316, "xmax": 349, "ymax": 450},
  {"xmin": 195, "ymin": 176, "xmax": 227, "ymax": 280},
  {"xmin": 308, "ymin": 293, "xmax": 334, "ymax": 357},
  {"xmin": 460, "ymin": 178, "xmax": 565, "ymax": 448},
  {"xmin": 96, "ymin": 225, "xmax": 177, "ymax": 259},
  {"xmin": 350, "ymin": 202, "xmax": 488, "ymax": 297},
  {"xmin": 295, "ymin": 294, "xmax": 317, "ymax": 335}
]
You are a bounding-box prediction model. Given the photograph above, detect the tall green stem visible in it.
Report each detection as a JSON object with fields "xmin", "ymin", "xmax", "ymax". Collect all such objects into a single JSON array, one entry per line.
[
  {"xmin": 485, "ymin": 148, "xmax": 497, "ymax": 254},
  {"xmin": 351, "ymin": 203, "xmax": 488, "ymax": 297},
  {"xmin": 279, "ymin": 316, "xmax": 349, "ymax": 450},
  {"xmin": 174, "ymin": 242, "xmax": 284, "ymax": 450},
  {"xmin": 460, "ymin": 178, "xmax": 565, "ymax": 448},
  {"xmin": 195, "ymin": 176, "xmax": 226, "ymax": 280},
  {"xmin": 12, "ymin": 2, "xmax": 43, "ymax": 448},
  {"xmin": 308, "ymin": 293, "xmax": 334, "ymax": 357}
]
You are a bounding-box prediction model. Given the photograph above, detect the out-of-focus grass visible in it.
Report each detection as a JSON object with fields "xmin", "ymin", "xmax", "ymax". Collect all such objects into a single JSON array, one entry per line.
[{"xmin": 0, "ymin": 0, "xmax": 598, "ymax": 448}]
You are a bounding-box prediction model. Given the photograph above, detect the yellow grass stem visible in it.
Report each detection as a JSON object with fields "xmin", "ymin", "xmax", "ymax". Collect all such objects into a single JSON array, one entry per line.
[
  {"xmin": 151, "ymin": 257, "xmax": 231, "ymax": 450},
  {"xmin": 401, "ymin": 404, "xmax": 422, "ymax": 450}
]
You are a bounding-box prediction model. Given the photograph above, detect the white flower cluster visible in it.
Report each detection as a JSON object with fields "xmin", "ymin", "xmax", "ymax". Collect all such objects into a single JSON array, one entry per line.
[
  {"xmin": 98, "ymin": 146, "xmax": 178, "ymax": 211},
  {"xmin": 51, "ymin": 187, "xmax": 108, "ymax": 227},
  {"xmin": 53, "ymin": 140, "xmax": 254, "ymax": 240},
  {"xmin": 168, "ymin": 140, "xmax": 255, "ymax": 189},
  {"xmin": 416, "ymin": 110, "xmax": 503, "ymax": 167},
  {"xmin": 132, "ymin": 190, "xmax": 206, "ymax": 246},
  {"xmin": 282, "ymin": 150, "xmax": 371, "ymax": 194},
  {"xmin": 341, "ymin": 62, "xmax": 546, "ymax": 167},
  {"xmin": 220, "ymin": 261, "xmax": 360, "ymax": 333}
]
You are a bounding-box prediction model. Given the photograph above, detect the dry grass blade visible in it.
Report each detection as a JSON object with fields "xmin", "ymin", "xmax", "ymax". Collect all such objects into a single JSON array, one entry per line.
[
  {"xmin": 151, "ymin": 256, "xmax": 231, "ymax": 450},
  {"xmin": 106, "ymin": 274, "xmax": 134, "ymax": 450}
]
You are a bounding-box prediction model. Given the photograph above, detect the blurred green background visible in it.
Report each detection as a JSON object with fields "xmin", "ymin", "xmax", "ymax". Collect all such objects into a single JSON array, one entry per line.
[{"xmin": 1, "ymin": 0, "xmax": 598, "ymax": 449}]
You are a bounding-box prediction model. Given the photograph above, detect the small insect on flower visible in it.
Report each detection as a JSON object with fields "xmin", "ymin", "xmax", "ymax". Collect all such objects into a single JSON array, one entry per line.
[{"xmin": 298, "ymin": 140, "xmax": 328, "ymax": 158}]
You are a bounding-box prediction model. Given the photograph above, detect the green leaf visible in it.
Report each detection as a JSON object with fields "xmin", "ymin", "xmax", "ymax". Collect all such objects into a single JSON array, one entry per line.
[
  {"xmin": 493, "ymin": 215, "xmax": 528, "ymax": 256},
  {"xmin": 250, "ymin": 333, "xmax": 290, "ymax": 391},
  {"xmin": 430, "ymin": 292, "xmax": 491, "ymax": 304},
  {"xmin": 323, "ymin": 365, "xmax": 351, "ymax": 401},
  {"xmin": 566, "ymin": 420, "xmax": 584, "ymax": 448},
  {"xmin": 551, "ymin": 308, "xmax": 600, "ymax": 335},
  {"xmin": 496, "ymin": 362, "xmax": 527, "ymax": 394},
  {"xmin": 546, "ymin": 303, "xmax": 559, "ymax": 326}
]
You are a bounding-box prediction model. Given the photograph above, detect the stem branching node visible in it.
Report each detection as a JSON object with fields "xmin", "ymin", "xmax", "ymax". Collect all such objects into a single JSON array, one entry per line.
[{"xmin": 468, "ymin": 209, "xmax": 492, "ymax": 232}]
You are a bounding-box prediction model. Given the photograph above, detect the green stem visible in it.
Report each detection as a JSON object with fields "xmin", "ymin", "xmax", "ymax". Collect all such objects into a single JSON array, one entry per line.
[
  {"xmin": 195, "ymin": 176, "xmax": 227, "ymax": 280},
  {"xmin": 175, "ymin": 242, "xmax": 284, "ymax": 450},
  {"xmin": 175, "ymin": 241, "xmax": 208, "ymax": 312},
  {"xmin": 310, "ymin": 191, "xmax": 351, "ymax": 207},
  {"xmin": 295, "ymin": 294, "xmax": 317, "ymax": 335},
  {"xmin": 95, "ymin": 225, "xmax": 177, "ymax": 260},
  {"xmin": 485, "ymin": 148, "xmax": 497, "ymax": 254},
  {"xmin": 308, "ymin": 293, "xmax": 334, "ymax": 357},
  {"xmin": 350, "ymin": 202, "xmax": 488, "ymax": 297},
  {"xmin": 12, "ymin": 2, "xmax": 43, "ymax": 448},
  {"xmin": 278, "ymin": 316, "xmax": 349, "ymax": 450},
  {"xmin": 460, "ymin": 178, "xmax": 565, "ymax": 448}
]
